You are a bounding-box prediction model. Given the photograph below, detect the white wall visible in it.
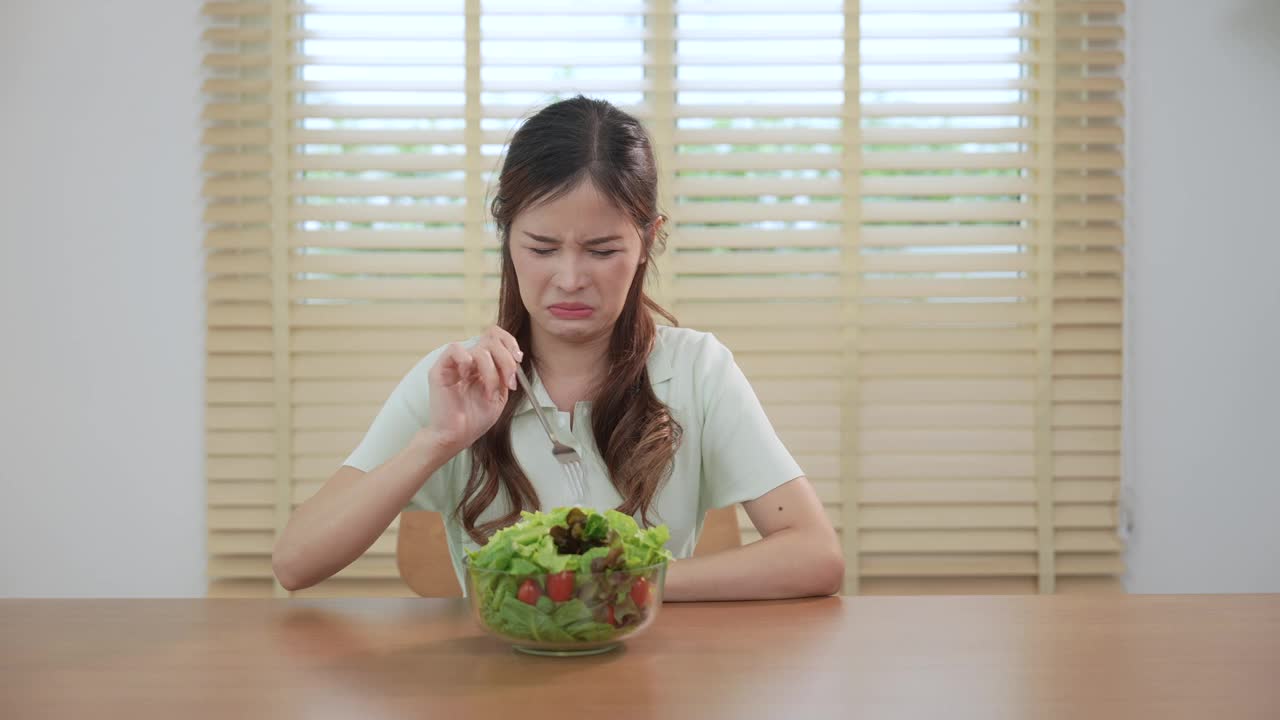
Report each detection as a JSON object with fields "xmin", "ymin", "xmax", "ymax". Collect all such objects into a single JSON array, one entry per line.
[
  {"xmin": 0, "ymin": 0, "xmax": 206, "ymax": 596},
  {"xmin": 1, "ymin": 0, "xmax": 1277, "ymax": 596},
  {"xmin": 1124, "ymin": 0, "xmax": 1280, "ymax": 593}
]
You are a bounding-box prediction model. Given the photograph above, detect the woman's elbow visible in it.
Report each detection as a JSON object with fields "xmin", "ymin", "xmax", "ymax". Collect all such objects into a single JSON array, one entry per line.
[
  {"xmin": 271, "ymin": 542, "xmax": 314, "ymax": 592},
  {"xmin": 816, "ymin": 543, "xmax": 846, "ymax": 596}
]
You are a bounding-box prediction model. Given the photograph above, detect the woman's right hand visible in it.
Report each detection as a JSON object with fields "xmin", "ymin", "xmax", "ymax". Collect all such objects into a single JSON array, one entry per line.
[{"xmin": 424, "ymin": 326, "xmax": 523, "ymax": 455}]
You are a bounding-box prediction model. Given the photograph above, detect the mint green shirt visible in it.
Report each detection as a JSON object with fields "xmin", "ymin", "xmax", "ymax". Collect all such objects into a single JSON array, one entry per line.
[{"xmin": 343, "ymin": 326, "xmax": 804, "ymax": 591}]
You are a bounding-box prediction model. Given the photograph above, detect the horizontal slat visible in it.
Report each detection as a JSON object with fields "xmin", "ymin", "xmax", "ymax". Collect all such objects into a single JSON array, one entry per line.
[
  {"xmin": 207, "ymin": 406, "xmax": 275, "ymax": 431},
  {"xmin": 858, "ymin": 303, "xmax": 1036, "ymax": 326},
  {"xmin": 859, "ymin": 251, "xmax": 1031, "ymax": 274},
  {"xmin": 861, "ymin": 429, "xmax": 1034, "ymax": 453},
  {"xmin": 674, "ymin": 301, "xmax": 840, "ymax": 328},
  {"xmin": 860, "ymin": 530, "xmax": 1037, "ymax": 554},
  {"xmin": 1056, "ymin": 554, "xmax": 1126, "ymax": 576},
  {"xmin": 674, "ymin": 228, "xmax": 843, "ymax": 249},
  {"xmin": 1055, "ymin": 378, "xmax": 1122, "ymax": 402},
  {"xmin": 735, "ymin": 353, "xmax": 842, "ymax": 378},
  {"xmin": 673, "ymin": 176, "xmax": 843, "ymax": 197},
  {"xmin": 862, "ymin": 404, "xmax": 1033, "ymax": 428},
  {"xmin": 1053, "ymin": 404, "xmax": 1121, "ymax": 427},
  {"xmin": 207, "ymin": 431, "xmax": 275, "ymax": 455},
  {"xmin": 1056, "ymin": 530, "xmax": 1123, "ymax": 552},
  {"xmin": 290, "ymin": 252, "xmax": 465, "ymax": 274},
  {"xmin": 859, "ymin": 279, "xmax": 1035, "ymax": 300},
  {"xmin": 865, "ymin": 152, "xmax": 1030, "ymax": 171},
  {"xmin": 206, "ymin": 355, "xmax": 273, "ymax": 379},
  {"xmin": 293, "ymin": 179, "xmax": 467, "ymax": 197},
  {"xmin": 207, "ymin": 305, "xmax": 272, "ymax": 327},
  {"xmin": 673, "ymin": 251, "xmax": 836, "ymax": 275},
  {"xmin": 204, "ymin": 204, "xmax": 271, "ymax": 224},
  {"xmin": 863, "ymin": 175, "xmax": 1035, "ymax": 197},
  {"xmin": 860, "ymin": 454, "xmax": 1034, "ymax": 479},
  {"xmin": 1056, "ymin": 229, "xmax": 1124, "ymax": 248},
  {"xmin": 858, "ymin": 328, "xmax": 1036, "ymax": 352},
  {"xmin": 294, "ymin": 154, "xmax": 467, "ymax": 172},
  {"xmin": 862, "ymin": 379, "xmax": 1033, "ymax": 403},
  {"xmin": 860, "ymin": 555, "xmax": 1037, "ymax": 578},
  {"xmin": 206, "ymin": 230, "xmax": 271, "ymax": 249},
  {"xmin": 677, "ymin": 202, "xmax": 842, "ymax": 224},
  {"xmin": 203, "ymin": 78, "xmax": 270, "ymax": 95},
  {"xmin": 675, "ymin": 277, "xmax": 841, "ymax": 300},
  {"xmin": 208, "ymin": 507, "xmax": 274, "ymax": 531},
  {"xmin": 203, "ymin": 178, "xmax": 271, "ymax": 198},
  {"xmin": 1054, "ymin": 327, "xmax": 1122, "ymax": 352},
  {"xmin": 1055, "ymin": 480, "xmax": 1118, "ymax": 503},
  {"xmin": 863, "ymin": 102, "xmax": 1033, "ymax": 118},
  {"xmin": 207, "ymin": 329, "xmax": 272, "ymax": 353},
  {"xmin": 203, "ymin": 154, "xmax": 270, "ymax": 172},
  {"xmin": 291, "ymin": 278, "xmax": 468, "ymax": 300},
  {"xmin": 1055, "ymin": 454, "xmax": 1121, "ymax": 478},
  {"xmin": 292, "ymin": 304, "xmax": 466, "ymax": 329},
  {"xmin": 1055, "ymin": 505, "xmax": 1118, "ymax": 528},
  {"xmin": 207, "ymin": 380, "xmax": 273, "ymax": 404},
  {"xmin": 860, "ymin": 353, "xmax": 1036, "ymax": 377},
  {"xmin": 293, "ymin": 404, "xmax": 379, "ymax": 431},
  {"xmin": 860, "ymin": 479, "xmax": 1034, "ymax": 504},
  {"xmin": 293, "ymin": 328, "xmax": 456, "ymax": 353},
  {"xmin": 207, "ymin": 531, "xmax": 274, "ymax": 555},
  {"xmin": 203, "ymin": 27, "xmax": 269, "ymax": 44},
  {"xmin": 208, "ymin": 479, "xmax": 273, "ymax": 505},
  {"xmin": 294, "ymin": 430, "xmax": 365, "ymax": 456},
  {"xmin": 862, "ymin": 226, "xmax": 1034, "ymax": 247},
  {"xmin": 863, "ymin": 202, "xmax": 1032, "ymax": 224},
  {"xmin": 859, "ymin": 577, "xmax": 1037, "ymax": 595},
  {"xmin": 673, "ymin": 152, "xmax": 841, "ymax": 172},
  {"xmin": 292, "ymin": 230, "xmax": 468, "ymax": 249},
  {"xmin": 290, "ymin": 202, "xmax": 466, "ymax": 224},
  {"xmin": 860, "ymin": 506, "xmax": 1036, "ymax": 529},
  {"xmin": 292, "ymin": 353, "xmax": 422, "ymax": 379},
  {"xmin": 202, "ymin": 53, "xmax": 270, "ymax": 68},
  {"xmin": 1053, "ymin": 353, "xmax": 1122, "ymax": 376}
]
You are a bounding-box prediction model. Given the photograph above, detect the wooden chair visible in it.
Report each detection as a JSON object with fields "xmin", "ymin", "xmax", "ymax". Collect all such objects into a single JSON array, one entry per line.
[{"xmin": 397, "ymin": 507, "xmax": 743, "ymax": 598}]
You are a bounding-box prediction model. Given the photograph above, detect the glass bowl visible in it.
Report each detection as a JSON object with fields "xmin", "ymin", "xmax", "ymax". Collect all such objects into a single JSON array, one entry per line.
[{"xmin": 464, "ymin": 557, "xmax": 667, "ymax": 656}]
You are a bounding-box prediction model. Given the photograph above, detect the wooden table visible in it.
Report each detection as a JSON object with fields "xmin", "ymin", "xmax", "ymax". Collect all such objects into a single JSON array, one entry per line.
[{"xmin": 3, "ymin": 595, "xmax": 1278, "ymax": 719}]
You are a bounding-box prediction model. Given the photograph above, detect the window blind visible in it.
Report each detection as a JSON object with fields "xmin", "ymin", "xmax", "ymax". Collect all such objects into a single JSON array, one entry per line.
[{"xmin": 202, "ymin": 0, "xmax": 1125, "ymax": 597}]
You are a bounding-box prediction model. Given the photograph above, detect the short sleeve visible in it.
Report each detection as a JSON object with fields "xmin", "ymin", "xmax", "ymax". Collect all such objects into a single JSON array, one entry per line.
[
  {"xmin": 342, "ymin": 344, "xmax": 457, "ymax": 513},
  {"xmin": 696, "ymin": 335, "xmax": 805, "ymax": 511}
]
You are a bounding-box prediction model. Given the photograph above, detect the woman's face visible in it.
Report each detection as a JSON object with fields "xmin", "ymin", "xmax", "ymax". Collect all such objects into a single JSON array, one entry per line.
[{"xmin": 509, "ymin": 180, "xmax": 648, "ymax": 345}]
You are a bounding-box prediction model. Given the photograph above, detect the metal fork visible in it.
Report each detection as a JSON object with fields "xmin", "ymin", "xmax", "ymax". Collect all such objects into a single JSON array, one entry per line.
[{"xmin": 513, "ymin": 364, "xmax": 587, "ymax": 505}]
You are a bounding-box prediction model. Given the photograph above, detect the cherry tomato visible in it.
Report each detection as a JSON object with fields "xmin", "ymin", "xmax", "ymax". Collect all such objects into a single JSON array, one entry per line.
[
  {"xmin": 630, "ymin": 577, "xmax": 650, "ymax": 609},
  {"xmin": 517, "ymin": 579, "xmax": 542, "ymax": 605},
  {"xmin": 546, "ymin": 570, "xmax": 575, "ymax": 602}
]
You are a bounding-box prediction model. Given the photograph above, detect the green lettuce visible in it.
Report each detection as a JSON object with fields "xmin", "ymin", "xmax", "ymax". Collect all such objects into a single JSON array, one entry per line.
[{"xmin": 466, "ymin": 507, "xmax": 672, "ymax": 643}]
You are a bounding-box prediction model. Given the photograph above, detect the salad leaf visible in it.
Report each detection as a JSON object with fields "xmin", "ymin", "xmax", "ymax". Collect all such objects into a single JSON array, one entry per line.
[{"xmin": 466, "ymin": 507, "xmax": 673, "ymax": 644}]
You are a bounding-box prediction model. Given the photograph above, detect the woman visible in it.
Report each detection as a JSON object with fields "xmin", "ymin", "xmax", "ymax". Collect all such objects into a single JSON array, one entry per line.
[{"xmin": 272, "ymin": 96, "xmax": 844, "ymax": 601}]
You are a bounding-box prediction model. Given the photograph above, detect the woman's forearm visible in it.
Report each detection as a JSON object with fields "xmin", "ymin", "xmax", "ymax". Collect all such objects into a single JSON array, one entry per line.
[
  {"xmin": 271, "ymin": 430, "xmax": 456, "ymax": 591},
  {"xmin": 663, "ymin": 527, "xmax": 845, "ymax": 602}
]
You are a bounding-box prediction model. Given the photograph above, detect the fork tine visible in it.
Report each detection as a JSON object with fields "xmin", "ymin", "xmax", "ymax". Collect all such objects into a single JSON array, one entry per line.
[{"xmin": 570, "ymin": 461, "xmax": 585, "ymax": 504}]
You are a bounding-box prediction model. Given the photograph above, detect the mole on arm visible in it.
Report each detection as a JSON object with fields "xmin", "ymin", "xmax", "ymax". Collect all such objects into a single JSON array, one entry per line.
[{"xmin": 778, "ymin": 506, "xmax": 783, "ymax": 512}]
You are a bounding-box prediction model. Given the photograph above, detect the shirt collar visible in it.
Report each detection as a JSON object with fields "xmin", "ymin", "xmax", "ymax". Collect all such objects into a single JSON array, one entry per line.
[{"xmin": 514, "ymin": 328, "xmax": 674, "ymax": 416}]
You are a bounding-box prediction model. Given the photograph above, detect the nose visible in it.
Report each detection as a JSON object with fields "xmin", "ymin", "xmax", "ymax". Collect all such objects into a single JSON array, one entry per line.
[{"xmin": 552, "ymin": 252, "xmax": 588, "ymax": 293}]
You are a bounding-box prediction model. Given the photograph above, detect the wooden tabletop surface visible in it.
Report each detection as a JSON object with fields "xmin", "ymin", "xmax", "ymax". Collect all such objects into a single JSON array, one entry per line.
[{"xmin": 3, "ymin": 594, "xmax": 1278, "ymax": 719}]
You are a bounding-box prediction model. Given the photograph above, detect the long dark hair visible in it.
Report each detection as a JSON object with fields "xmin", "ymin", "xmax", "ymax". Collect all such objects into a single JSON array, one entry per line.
[{"xmin": 455, "ymin": 95, "xmax": 683, "ymax": 544}]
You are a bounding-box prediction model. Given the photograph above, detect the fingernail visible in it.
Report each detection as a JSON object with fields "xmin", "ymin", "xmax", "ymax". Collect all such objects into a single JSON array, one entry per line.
[
  {"xmin": 515, "ymin": 350, "xmax": 524, "ymax": 361},
  {"xmin": 508, "ymin": 372, "xmax": 517, "ymax": 391}
]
